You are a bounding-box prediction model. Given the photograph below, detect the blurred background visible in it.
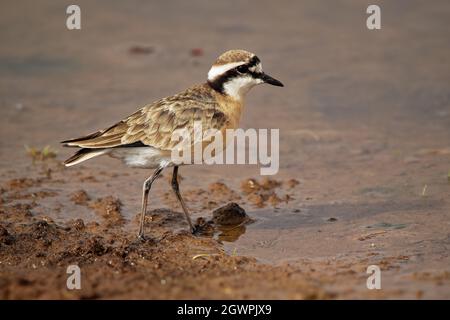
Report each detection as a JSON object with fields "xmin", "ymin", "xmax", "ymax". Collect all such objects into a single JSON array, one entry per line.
[{"xmin": 1, "ymin": 0, "xmax": 449, "ymax": 167}]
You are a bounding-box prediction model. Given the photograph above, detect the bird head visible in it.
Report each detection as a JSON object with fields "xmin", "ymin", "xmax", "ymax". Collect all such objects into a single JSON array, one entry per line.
[{"xmin": 207, "ymin": 50, "xmax": 283, "ymax": 100}]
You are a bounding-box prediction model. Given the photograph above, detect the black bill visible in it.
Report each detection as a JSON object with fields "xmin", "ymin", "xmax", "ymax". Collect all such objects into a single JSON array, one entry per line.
[{"xmin": 260, "ymin": 73, "xmax": 284, "ymax": 87}]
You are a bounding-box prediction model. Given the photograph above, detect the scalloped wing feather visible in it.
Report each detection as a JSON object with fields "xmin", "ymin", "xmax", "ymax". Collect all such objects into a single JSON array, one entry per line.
[{"xmin": 61, "ymin": 85, "xmax": 230, "ymax": 151}]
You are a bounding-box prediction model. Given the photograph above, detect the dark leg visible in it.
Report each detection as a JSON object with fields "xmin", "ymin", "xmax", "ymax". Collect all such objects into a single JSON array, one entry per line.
[
  {"xmin": 138, "ymin": 166, "xmax": 164, "ymax": 240},
  {"xmin": 171, "ymin": 166, "xmax": 195, "ymax": 233}
]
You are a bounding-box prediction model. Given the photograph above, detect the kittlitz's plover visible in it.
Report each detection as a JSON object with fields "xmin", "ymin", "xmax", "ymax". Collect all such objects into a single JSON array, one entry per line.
[{"xmin": 62, "ymin": 49, "xmax": 283, "ymax": 239}]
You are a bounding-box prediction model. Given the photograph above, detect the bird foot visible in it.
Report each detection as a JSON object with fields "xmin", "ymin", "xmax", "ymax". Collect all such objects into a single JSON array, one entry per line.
[
  {"xmin": 191, "ymin": 225, "xmax": 201, "ymax": 235},
  {"xmin": 137, "ymin": 233, "xmax": 149, "ymax": 242}
]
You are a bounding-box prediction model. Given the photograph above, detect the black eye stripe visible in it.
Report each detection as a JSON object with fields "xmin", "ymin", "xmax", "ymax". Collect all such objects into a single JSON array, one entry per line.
[
  {"xmin": 247, "ymin": 56, "xmax": 260, "ymax": 68},
  {"xmin": 249, "ymin": 71, "xmax": 261, "ymax": 78},
  {"xmin": 236, "ymin": 65, "xmax": 248, "ymax": 73},
  {"xmin": 208, "ymin": 68, "xmax": 240, "ymax": 94},
  {"xmin": 235, "ymin": 56, "xmax": 260, "ymax": 73},
  {"xmin": 207, "ymin": 56, "xmax": 261, "ymax": 94}
]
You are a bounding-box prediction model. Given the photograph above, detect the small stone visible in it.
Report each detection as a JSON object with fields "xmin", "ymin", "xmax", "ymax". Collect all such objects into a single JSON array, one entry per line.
[{"xmin": 212, "ymin": 203, "xmax": 248, "ymax": 225}]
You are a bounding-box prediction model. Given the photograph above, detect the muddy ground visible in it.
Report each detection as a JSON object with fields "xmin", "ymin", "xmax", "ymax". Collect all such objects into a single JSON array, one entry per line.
[{"xmin": 1, "ymin": 0, "xmax": 450, "ymax": 299}]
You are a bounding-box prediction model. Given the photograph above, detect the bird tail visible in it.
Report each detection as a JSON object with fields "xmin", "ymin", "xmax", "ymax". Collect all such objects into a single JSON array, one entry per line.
[{"xmin": 63, "ymin": 148, "xmax": 108, "ymax": 167}]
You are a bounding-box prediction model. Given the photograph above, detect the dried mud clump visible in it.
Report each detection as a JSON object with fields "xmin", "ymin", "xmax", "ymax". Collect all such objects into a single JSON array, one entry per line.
[
  {"xmin": 6, "ymin": 178, "xmax": 41, "ymax": 190},
  {"xmin": 1, "ymin": 177, "xmax": 58, "ymax": 202},
  {"xmin": 68, "ymin": 218, "xmax": 85, "ymax": 231},
  {"xmin": 30, "ymin": 221, "xmax": 57, "ymax": 240},
  {"xmin": 0, "ymin": 225, "xmax": 14, "ymax": 245},
  {"xmin": 285, "ymin": 178, "xmax": 300, "ymax": 189},
  {"xmin": 241, "ymin": 178, "xmax": 281, "ymax": 195},
  {"xmin": 240, "ymin": 178, "xmax": 260, "ymax": 194},
  {"xmin": 194, "ymin": 217, "xmax": 215, "ymax": 235},
  {"xmin": 90, "ymin": 196, "xmax": 123, "ymax": 227},
  {"xmin": 86, "ymin": 236, "xmax": 109, "ymax": 256},
  {"xmin": 190, "ymin": 203, "xmax": 254, "ymax": 242},
  {"xmin": 70, "ymin": 190, "xmax": 90, "ymax": 205},
  {"xmin": 0, "ymin": 203, "xmax": 34, "ymax": 221},
  {"xmin": 164, "ymin": 181, "xmax": 241, "ymax": 212},
  {"xmin": 212, "ymin": 202, "xmax": 248, "ymax": 226},
  {"xmin": 241, "ymin": 177, "xmax": 292, "ymax": 208},
  {"xmin": 208, "ymin": 182, "xmax": 240, "ymax": 201},
  {"xmin": 171, "ymin": 177, "xmax": 298, "ymax": 210}
]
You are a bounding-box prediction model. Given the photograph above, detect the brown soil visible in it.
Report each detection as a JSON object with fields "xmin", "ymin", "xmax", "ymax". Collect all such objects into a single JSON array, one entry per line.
[{"xmin": 0, "ymin": 179, "xmax": 326, "ymax": 299}]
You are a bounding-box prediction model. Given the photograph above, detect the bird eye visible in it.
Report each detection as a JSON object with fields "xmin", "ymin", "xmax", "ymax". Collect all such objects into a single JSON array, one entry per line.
[{"xmin": 236, "ymin": 65, "xmax": 248, "ymax": 74}]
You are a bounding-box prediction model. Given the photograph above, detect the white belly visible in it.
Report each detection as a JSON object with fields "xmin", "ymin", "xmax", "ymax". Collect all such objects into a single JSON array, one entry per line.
[{"xmin": 109, "ymin": 147, "xmax": 173, "ymax": 169}]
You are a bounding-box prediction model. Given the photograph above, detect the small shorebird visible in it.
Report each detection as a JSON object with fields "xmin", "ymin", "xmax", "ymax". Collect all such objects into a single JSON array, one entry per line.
[{"xmin": 62, "ymin": 49, "xmax": 283, "ymax": 239}]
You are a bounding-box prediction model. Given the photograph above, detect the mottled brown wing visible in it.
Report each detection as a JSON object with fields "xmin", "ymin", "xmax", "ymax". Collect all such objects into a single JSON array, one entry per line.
[{"xmin": 62, "ymin": 87, "xmax": 228, "ymax": 151}]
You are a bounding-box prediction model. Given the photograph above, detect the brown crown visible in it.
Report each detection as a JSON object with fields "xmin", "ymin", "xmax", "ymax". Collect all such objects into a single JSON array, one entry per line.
[{"xmin": 213, "ymin": 49, "xmax": 255, "ymax": 66}]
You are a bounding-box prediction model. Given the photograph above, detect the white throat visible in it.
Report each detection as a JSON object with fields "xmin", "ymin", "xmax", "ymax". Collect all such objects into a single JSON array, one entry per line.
[{"xmin": 222, "ymin": 76, "xmax": 260, "ymax": 100}]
